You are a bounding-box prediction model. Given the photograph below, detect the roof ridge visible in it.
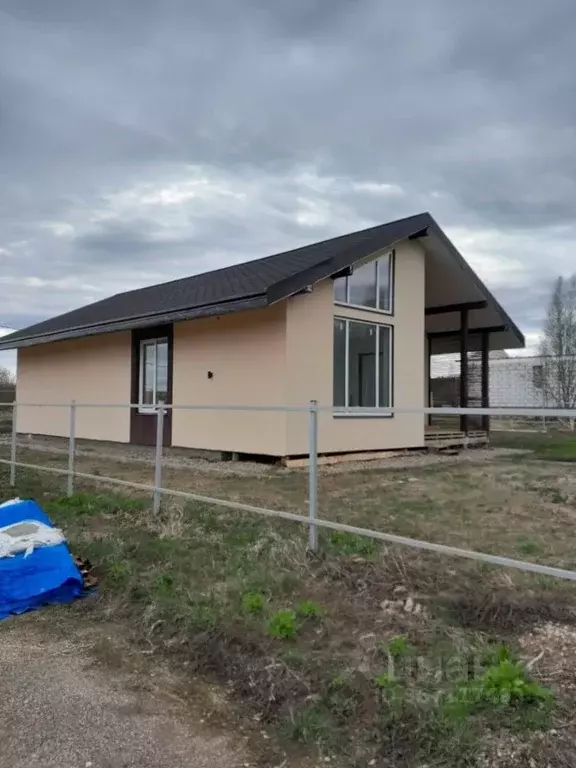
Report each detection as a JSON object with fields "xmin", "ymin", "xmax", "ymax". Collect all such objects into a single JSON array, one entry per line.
[
  {"xmin": 106, "ymin": 212, "xmax": 431, "ymax": 301},
  {"xmin": 0, "ymin": 211, "xmax": 449, "ymax": 349}
]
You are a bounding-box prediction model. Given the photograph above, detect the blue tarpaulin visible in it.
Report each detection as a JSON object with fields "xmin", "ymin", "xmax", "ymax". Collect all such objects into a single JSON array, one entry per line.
[{"xmin": 0, "ymin": 499, "xmax": 83, "ymax": 620}]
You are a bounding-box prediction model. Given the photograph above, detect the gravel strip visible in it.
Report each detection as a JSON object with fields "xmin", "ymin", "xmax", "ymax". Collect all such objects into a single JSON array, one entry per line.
[
  {"xmin": 0, "ymin": 435, "xmax": 527, "ymax": 479},
  {"xmin": 0, "ymin": 620, "xmax": 246, "ymax": 768}
]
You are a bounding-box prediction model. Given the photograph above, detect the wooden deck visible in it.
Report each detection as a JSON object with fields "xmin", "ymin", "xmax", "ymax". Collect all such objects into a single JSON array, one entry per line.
[
  {"xmin": 425, "ymin": 427, "xmax": 489, "ymax": 449},
  {"xmin": 281, "ymin": 430, "xmax": 489, "ymax": 467}
]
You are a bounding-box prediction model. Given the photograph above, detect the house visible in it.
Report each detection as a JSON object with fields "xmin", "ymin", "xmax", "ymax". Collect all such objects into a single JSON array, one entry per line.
[
  {"xmin": 431, "ymin": 351, "xmax": 576, "ymax": 411},
  {"xmin": 0, "ymin": 213, "xmax": 525, "ymax": 459},
  {"xmin": 430, "ymin": 350, "xmax": 509, "ymax": 407},
  {"xmin": 490, "ymin": 355, "xmax": 576, "ymax": 409}
]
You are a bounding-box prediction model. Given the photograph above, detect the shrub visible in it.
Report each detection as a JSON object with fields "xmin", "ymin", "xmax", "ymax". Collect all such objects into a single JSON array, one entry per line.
[
  {"xmin": 267, "ymin": 609, "xmax": 298, "ymax": 639},
  {"xmin": 295, "ymin": 600, "xmax": 324, "ymax": 619},
  {"xmin": 473, "ymin": 659, "xmax": 553, "ymax": 708},
  {"xmin": 443, "ymin": 645, "xmax": 554, "ymax": 720},
  {"xmin": 384, "ymin": 635, "xmax": 415, "ymax": 658},
  {"xmin": 242, "ymin": 591, "xmax": 265, "ymax": 614}
]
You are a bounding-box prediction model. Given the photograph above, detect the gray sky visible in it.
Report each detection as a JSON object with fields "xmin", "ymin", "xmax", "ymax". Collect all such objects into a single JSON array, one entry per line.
[{"xmin": 1, "ymin": 0, "xmax": 576, "ymax": 352}]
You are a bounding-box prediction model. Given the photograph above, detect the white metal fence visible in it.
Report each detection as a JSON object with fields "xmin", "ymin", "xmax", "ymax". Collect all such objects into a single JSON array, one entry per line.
[{"xmin": 2, "ymin": 401, "xmax": 576, "ymax": 583}]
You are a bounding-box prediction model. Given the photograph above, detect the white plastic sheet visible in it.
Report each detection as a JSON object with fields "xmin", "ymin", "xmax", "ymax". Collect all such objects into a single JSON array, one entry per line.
[{"xmin": 0, "ymin": 499, "xmax": 65, "ymax": 558}]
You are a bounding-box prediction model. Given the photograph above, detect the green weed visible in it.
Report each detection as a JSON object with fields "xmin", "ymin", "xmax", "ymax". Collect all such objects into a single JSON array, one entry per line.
[
  {"xmin": 328, "ymin": 531, "xmax": 377, "ymax": 557},
  {"xmin": 267, "ymin": 609, "xmax": 298, "ymax": 640},
  {"xmin": 153, "ymin": 572, "xmax": 176, "ymax": 597},
  {"xmin": 295, "ymin": 599, "xmax": 323, "ymax": 619},
  {"xmin": 242, "ymin": 591, "xmax": 265, "ymax": 614},
  {"xmin": 46, "ymin": 491, "xmax": 145, "ymax": 518},
  {"xmin": 375, "ymin": 672, "xmax": 399, "ymax": 690},
  {"xmin": 516, "ymin": 537, "xmax": 541, "ymax": 557},
  {"xmin": 441, "ymin": 645, "xmax": 554, "ymax": 725},
  {"xmin": 384, "ymin": 635, "xmax": 415, "ymax": 658},
  {"xmin": 106, "ymin": 561, "xmax": 131, "ymax": 585}
]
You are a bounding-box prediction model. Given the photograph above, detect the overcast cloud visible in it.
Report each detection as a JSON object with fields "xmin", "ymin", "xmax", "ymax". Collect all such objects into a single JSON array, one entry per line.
[{"xmin": 1, "ymin": 0, "xmax": 576, "ymax": 351}]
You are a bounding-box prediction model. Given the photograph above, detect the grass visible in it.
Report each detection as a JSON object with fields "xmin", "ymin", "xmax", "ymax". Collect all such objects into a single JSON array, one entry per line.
[
  {"xmin": 2, "ymin": 461, "xmax": 576, "ymax": 767},
  {"xmin": 6, "ymin": 436, "xmax": 576, "ymax": 572},
  {"xmin": 491, "ymin": 428, "xmax": 576, "ymax": 461}
]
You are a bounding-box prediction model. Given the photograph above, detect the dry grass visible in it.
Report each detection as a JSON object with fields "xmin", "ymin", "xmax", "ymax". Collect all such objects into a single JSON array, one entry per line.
[{"xmin": 4, "ymin": 440, "xmax": 576, "ymax": 569}]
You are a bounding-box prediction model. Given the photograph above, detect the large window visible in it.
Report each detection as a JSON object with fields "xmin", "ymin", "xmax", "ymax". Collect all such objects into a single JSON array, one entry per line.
[
  {"xmin": 139, "ymin": 338, "xmax": 168, "ymax": 411},
  {"xmin": 333, "ymin": 318, "xmax": 392, "ymax": 410},
  {"xmin": 333, "ymin": 251, "xmax": 393, "ymax": 313}
]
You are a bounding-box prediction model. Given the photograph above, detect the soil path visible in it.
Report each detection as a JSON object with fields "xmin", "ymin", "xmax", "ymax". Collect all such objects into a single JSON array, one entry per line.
[{"xmin": 0, "ymin": 616, "xmax": 248, "ymax": 768}]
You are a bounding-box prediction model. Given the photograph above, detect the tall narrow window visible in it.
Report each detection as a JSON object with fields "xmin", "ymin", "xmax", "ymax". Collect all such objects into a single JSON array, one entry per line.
[
  {"xmin": 333, "ymin": 251, "xmax": 394, "ymax": 313},
  {"xmin": 377, "ymin": 252, "xmax": 393, "ymax": 312},
  {"xmin": 139, "ymin": 338, "xmax": 168, "ymax": 411},
  {"xmin": 334, "ymin": 276, "xmax": 347, "ymax": 304},
  {"xmin": 333, "ymin": 318, "xmax": 347, "ymax": 407},
  {"xmin": 348, "ymin": 321, "xmax": 377, "ymax": 406},
  {"xmin": 333, "ymin": 319, "xmax": 392, "ymax": 411},
  {"xmin": 348, "ymin": 261, "xmax": 377, "ymax": 309},
  {"xmin": 378, "ymin": 323, "xmax": 391, "ymax": 406}
]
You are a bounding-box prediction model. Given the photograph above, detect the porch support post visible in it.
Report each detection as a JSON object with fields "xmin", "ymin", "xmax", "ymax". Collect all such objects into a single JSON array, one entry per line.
[
  {"xmin": 481, "ymin": 330, "xmax": 490, "ymax": 432},
  {"xmin": 460, "ymin": 309, "xmax": 469, "ymax": 433},
  {"xmin": 427, "ymin": 335, "xmax": 432, "ymax": 426}
]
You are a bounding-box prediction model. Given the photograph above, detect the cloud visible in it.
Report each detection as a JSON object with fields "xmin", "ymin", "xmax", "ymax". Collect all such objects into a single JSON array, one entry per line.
[{"xmin": 0, "ymin": 0, "xmax": 575, "ymax": 344}]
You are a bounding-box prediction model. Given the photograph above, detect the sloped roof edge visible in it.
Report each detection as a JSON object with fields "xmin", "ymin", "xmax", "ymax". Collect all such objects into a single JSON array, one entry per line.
[{"xmin": 0, "ymin": 212, "xmax": 524, "ymax": 350}]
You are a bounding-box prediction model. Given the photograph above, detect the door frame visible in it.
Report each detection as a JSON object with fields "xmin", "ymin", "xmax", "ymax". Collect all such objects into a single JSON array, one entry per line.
[{"xmin": 130, "ymin": 324, "xmax": 173, "ymax": 446}]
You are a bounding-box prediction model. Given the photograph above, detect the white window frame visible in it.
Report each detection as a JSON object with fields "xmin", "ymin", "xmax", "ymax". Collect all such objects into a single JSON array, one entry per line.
[
  {"xmin": 138, "ymin": 337, "xmax": 168, "ymax": 413},
  {"xmin": 333, "ymin": 318, "xmax": 393, "ymax": 417},
  {"xmin": 334, "ymin": 250, "xmax": 394, "ymax": 316}
]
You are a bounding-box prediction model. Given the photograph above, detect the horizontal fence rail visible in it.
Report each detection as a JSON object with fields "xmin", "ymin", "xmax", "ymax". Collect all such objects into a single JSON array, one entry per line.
[
  {"xmin": 3, "ymin": 400, "xmax": 576, "ymax": 581},
  {"xmin": 4, "ymin": 402, "xmax": 576, "ymax": 418},
  {"xmin": 1, "ymin": 456, "xmax": 576, "ymax": 582}
]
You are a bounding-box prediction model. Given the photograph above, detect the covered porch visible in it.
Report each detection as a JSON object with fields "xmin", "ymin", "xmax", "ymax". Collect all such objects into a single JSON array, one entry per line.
[
  {"xmin": 419, "ymin": 225, "xmax": 525, "ymax": 436},
  {"xmin": 426, "ymin": 303, "xmax": 494, "ymax": 435}
]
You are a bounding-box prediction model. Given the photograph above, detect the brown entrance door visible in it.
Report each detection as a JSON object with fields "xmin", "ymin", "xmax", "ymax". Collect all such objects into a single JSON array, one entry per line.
[{"xmin": 130, "ymin": 325, "xmax": 173, "ymax": 446}]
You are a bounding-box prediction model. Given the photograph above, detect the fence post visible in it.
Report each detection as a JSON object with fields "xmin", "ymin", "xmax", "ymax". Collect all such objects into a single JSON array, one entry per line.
[
  {"xmin": 67, "ymin": 400, "xmax": 76, "ymax": 496},
  {"xmin": 307, "ymin": 399, "xmax": 319, "ymax": 552},
  {"xmin": 9, "ymin": 401, "xmax": 17, "ymax": 487},
  {"xmin": 153, "ymin": 407, "xmax": 165, "ymax": 515}
]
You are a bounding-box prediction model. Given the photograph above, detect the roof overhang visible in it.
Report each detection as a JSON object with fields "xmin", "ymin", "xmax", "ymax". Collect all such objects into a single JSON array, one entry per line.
[
  {"xmin": 266, "ymin": 217, "xmax": 524, "ymax": 356},
  {"xmin": 422, "ymin": 224, "xmax": 524, "ymax": 355},
  {"xmin": 0, "ymin": 294, "xmax": 268, "ymax": 350}
]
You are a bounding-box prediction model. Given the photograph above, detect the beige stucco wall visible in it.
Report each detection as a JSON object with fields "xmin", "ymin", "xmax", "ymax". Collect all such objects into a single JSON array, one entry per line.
[
  {"xmin": 285, "ymin": 240, "xmax": 426, "ymax": 455},
  {"xmin": 171, "ymin": 304, "xmax": 288, "ymax": 455},
  {"xmin": 16, "ymin": 332, "xmax": 132, "ymax": 441}
]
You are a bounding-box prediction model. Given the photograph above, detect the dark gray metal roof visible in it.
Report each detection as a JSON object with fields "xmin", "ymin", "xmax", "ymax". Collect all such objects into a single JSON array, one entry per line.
[{"xmin": 0, "ymin": 212, "xmax": 524, "ymax": 349}]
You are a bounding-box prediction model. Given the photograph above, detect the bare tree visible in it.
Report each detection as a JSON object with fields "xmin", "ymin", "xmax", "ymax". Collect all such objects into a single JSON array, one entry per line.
[
  {"xmin": 537, "ymin": 276, "xmax": 576, "ymax": 417},
  {"xmin": 0, "ymin": 367, "xmax": 15, "ymax": 389}
]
